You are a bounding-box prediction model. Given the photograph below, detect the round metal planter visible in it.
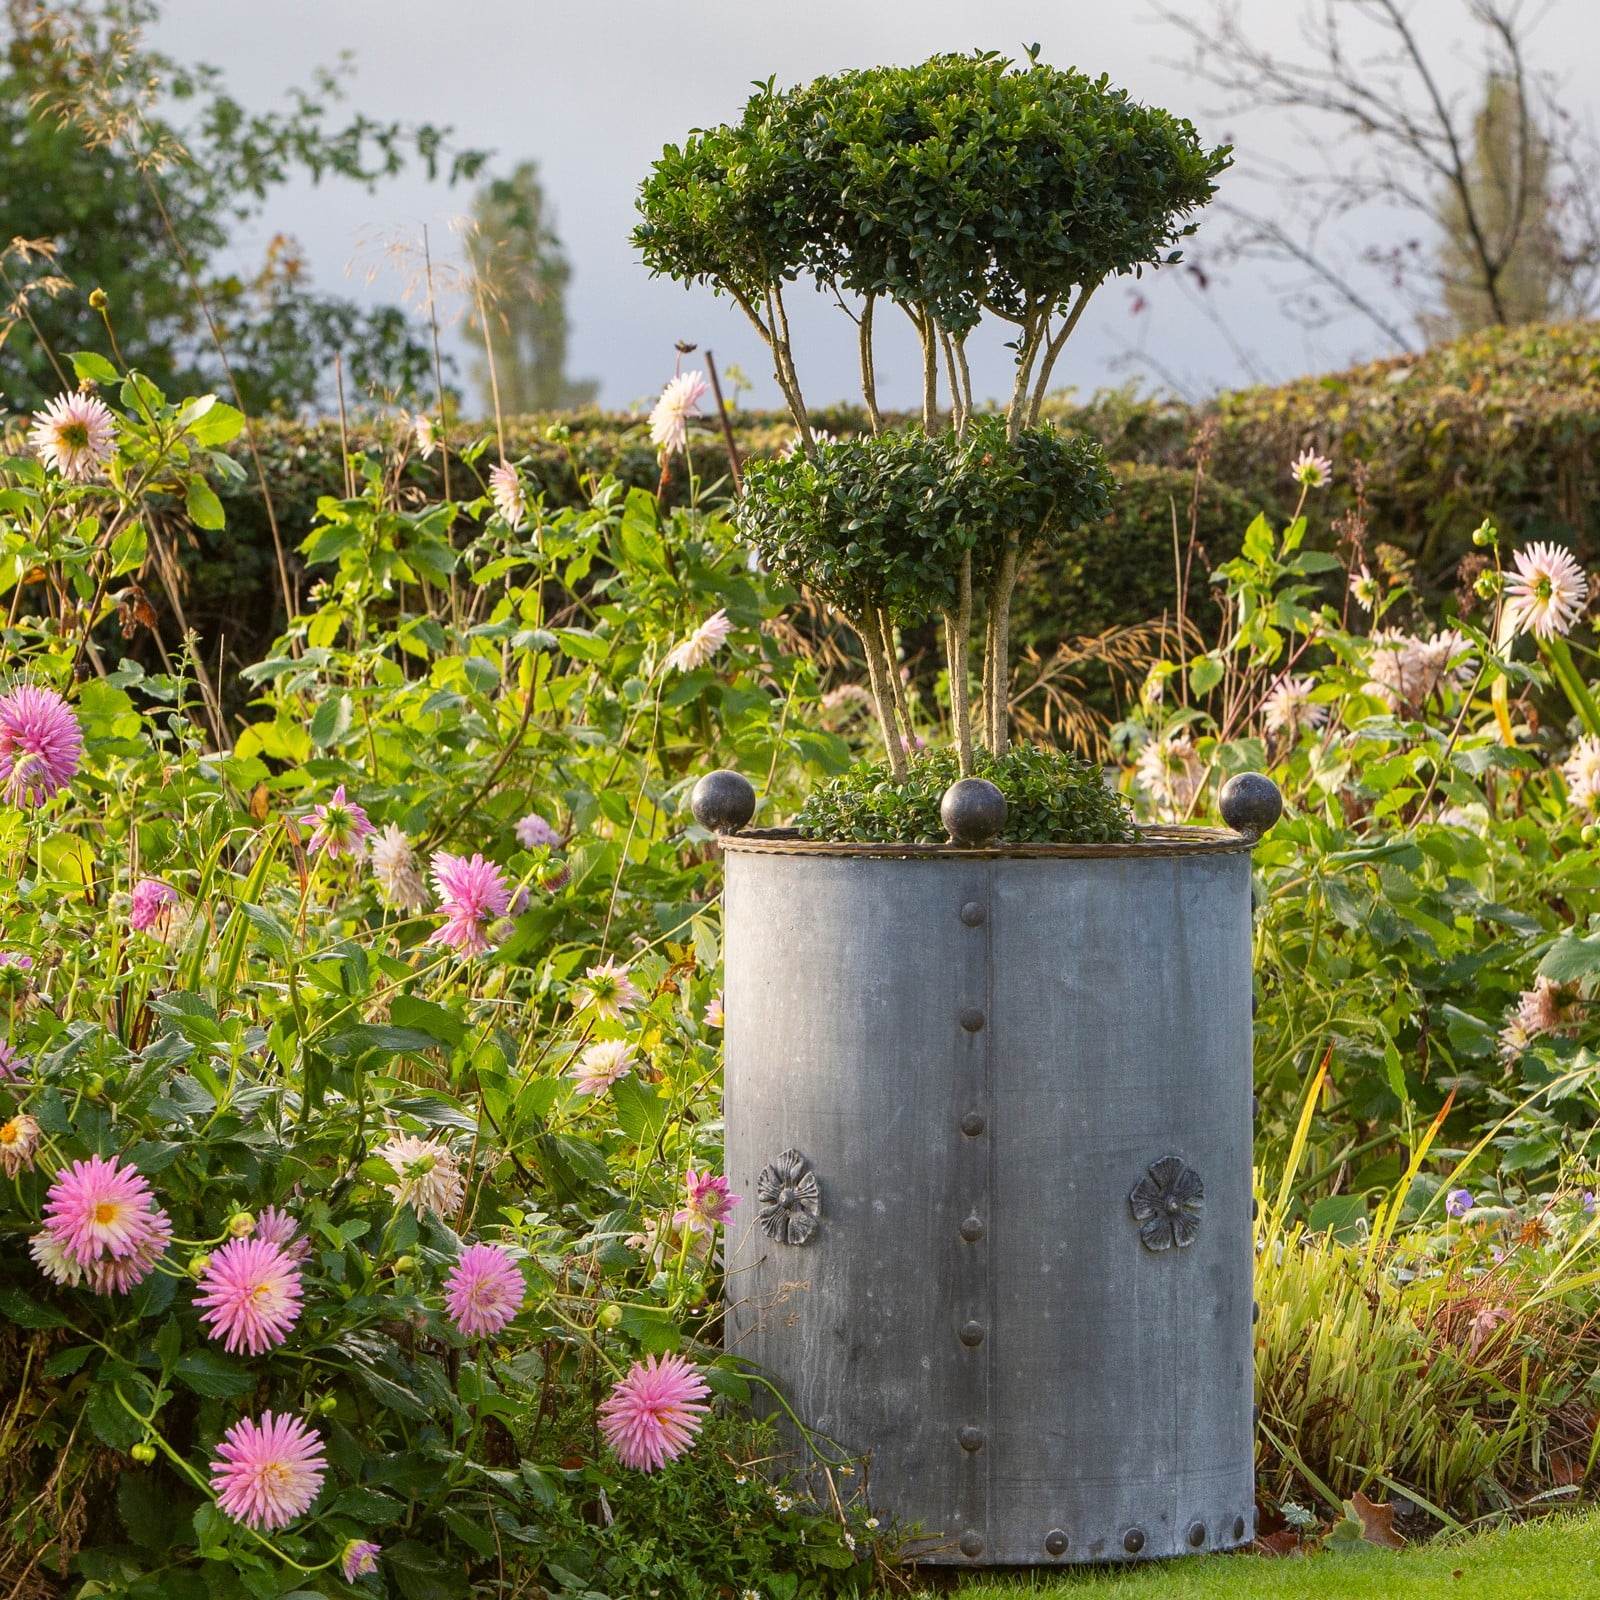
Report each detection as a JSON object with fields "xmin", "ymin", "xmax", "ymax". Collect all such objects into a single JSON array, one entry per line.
[{"xmin": 720, "ymin": 828, "xmax": 1257, "ymax": 1565}]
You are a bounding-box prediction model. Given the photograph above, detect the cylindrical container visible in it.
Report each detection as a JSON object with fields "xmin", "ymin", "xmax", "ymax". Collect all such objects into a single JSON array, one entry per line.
[{"xmin": 721, "ymin": 828, "xmax": 1256, "ymax": 1565}]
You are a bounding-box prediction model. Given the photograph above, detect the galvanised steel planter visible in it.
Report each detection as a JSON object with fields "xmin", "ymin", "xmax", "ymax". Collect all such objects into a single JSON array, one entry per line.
[{"xmin": 705, "ymin": 778, "xmax": 1278, "ymax": 1567}]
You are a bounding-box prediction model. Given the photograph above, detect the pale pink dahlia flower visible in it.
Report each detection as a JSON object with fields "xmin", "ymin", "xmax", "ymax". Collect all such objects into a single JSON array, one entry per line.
[
  {"xmin": 0, "ymin": 1039, "xmax": 24, "ymax": 1083},
  {"xmin": 1289, "ymin": 449, "xmax": 1333, "ymax": 489},
  {"xmin": 1501, "ymin": 542, "xmax": 1588, "ymax": 642},
  {"xmin": 210, "ymin": 1412, "xmax": 325, "ymax": 1531},
  {"xmin": 129, "ymin": 878, "xmax": 178, "ymax": 933},
  {"xmin": 663, "ymin": 609, "xmax": 734, "ymax": 674},
  {"xmin": 342, "ymin": 1540, "xmax": 382, "ymax": 1581},
  {"xmin": 674, "ymin": 1166, "xmax": 740, "ymax": 1236},
  {"xmin": 252, "ymin": 1204, "xmax": 309, "ymax": 1263},
  {"xmin": 368, "ymin": 823, "xmax": 429, "ymax": 913},
  {"xmin": 0, "ymin": 1112, "xmax": 41, "ymax": 1178},
  {"xmin": 567, "ymin": 1039, "xmax": 635, "ymax": 1096},
  {"xmin": 195, "ymin": 1237, "xmax": 304, "ymax": 1355},
  {"xmin": 29, "ymin": 391, "xmax": 117, "ymax": 480},
  {"xmin": 1349, "ymin": 564, "xmax": 1380, "ymax": 612},
  {"xmin": 428, "ymin": 851, "xmax": 513, "ymax": 956},
  {"xmin": 1565, "ymin": 736, "xmax": 1600, "ymax": 813},
  {"xmin": 577, "ymin": 956, "xmax": 642, "ymax": 1022},
  {"xmin": 488, "ymin": 461, "xmax": 526, "ymax": 529},
  {"xmin": 413, "ymin": 410, "xmax": 438, "ymax": 460},
  {"xmin": 599, "ymin": 1352, "xmax": 711, "ymax": 1472},
  {"xmin": 380, "ymin": 1133, "xmax": 465, "ymax": 1218},
  {"xmin": 443, "ymin": 1241, "xmax": 526, "ymax": 1339},
  {"xmin": 305, "ymin": 784, "xmax": 374, "ymax": 859},
  {"xmin": 1261, "ymin": 675, "xmax": 1325, "ymax": 738},
  {"xmin": 1499, "ymin": 977, "xmax": 1580, "ymax": 1058},
  {"xmin": 30, "ymin": 1228, "xmax": 86, "ymax": 1288},
  {"xmin": 1134, "ymin": 733, "xmax": 1202, "ymax": 822},
  {"xmin": 0, "ymin": 684, "xmax": 83, "ymax": 806},
  {"xmin": 41, "ymin": 1155, "xmax": 171, "ymax": 1289},
  {"xmin": 515, "ymin": 811, "xmax": 559, "ymax": 850},
  {"xmin": 705, "ymin": 992, "xmax": 724, "ymax": 1028},
  {"xmin": 648, "ymin": 371, "xmax": 710, "ymax": 457}
]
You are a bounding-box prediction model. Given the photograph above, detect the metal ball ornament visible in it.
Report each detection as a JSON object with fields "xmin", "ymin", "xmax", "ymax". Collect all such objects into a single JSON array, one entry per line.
[
  {"xmin": 941, "ymin": 777, "xmax": 1008, "ymax": 846},
  {"xmin": 690, "ymin": 769, "xmax": 756, "ymax": 835},
  {"xmin": 1218, "ymin": 771, "xmax": 1283, "ymax": 838}
]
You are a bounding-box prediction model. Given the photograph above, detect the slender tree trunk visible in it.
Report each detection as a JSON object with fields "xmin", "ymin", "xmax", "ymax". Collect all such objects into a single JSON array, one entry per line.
[
  {"xmin": 858, "ymin": 615, "xmax": 908, "ymax": 780},
  {"xmin": 980, "ymin": 590, "xmax": 998, "ymax": 752},
  {"xmin": 946, "ymin": 547, "xmax": 974, "ymax": 775},
  {"xmin": 987, "ymin": 543, "xmax": 1019, "ymax": 755},
  {"xmin": 878, "ymin": 608, "xmax": 916, "ymax": 758},
  {"xmin": 859, "ymin": 294, "xmax": 883, "ymax": 435}
]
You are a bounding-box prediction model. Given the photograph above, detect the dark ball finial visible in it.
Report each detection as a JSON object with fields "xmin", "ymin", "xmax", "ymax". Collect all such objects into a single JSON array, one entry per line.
[
  {"xmin": 941, "ymin": 777, "xmax": 1007, "ymax": 846},
  {"xmin": 1219, "ymin": 771, "xmax": 1283, "ymax": 839},
  {"xmin": 690, "ymin": 769, "xmax": 756, "ymax": 835}
]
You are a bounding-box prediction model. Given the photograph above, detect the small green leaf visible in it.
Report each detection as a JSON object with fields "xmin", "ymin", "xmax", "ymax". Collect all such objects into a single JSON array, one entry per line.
[
  {"xmin": 69, "ymin": 350, "xmax": 120, "ymax": 386},
  {"xmin": 185, "ymin": 476, "xmax": 226, "ymax": 531},
  {"xmin": 308, "ymin": 693, "xmax": 354, "ymax": 750}
]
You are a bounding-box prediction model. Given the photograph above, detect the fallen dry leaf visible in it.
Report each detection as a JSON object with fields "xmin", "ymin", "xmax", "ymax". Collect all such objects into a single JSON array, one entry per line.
[
  {"xmin": 1350, "ymin": 1490, "xmax": 1406, "ymax": 1549},
  {"xmin": 1253, "ymin": 1529, "xmax": 1304, "ymax": 1557}
]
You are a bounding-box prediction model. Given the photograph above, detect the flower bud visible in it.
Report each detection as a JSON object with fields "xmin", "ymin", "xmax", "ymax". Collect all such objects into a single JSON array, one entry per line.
[
  {"xmin": 316, "ymin": 1394, "xmax": 340, "ymax": 1415},
  {"xmin": 130, "ymin": 1441, "xmax": 156, "ymax": 1464},
  {"xmin": 188, "ymin": 1252, "xmax": 212, "ymax": 1277},
  {"xmin": 598, "ymin": 1302, "xmax": 624, "ymax": 1329},
  {"xmin": 83, "ymin": 1073, "xmax": 105, "ymax": 1099},
  {"xmin": 1583, "ymin": 824, "xmax": 1600, "ymax": 846},
  {"xmin": 392, "ymin": 1254, "xmax": 417, "ymax": 1276},
  {"xmin": 1474, "ymin": 571, "xmax": 1502, "ymax": 601},
  {"xmin": 545, "ymin": 421, "xmax": 571, "ymax": 443},
  {"xmin": 227, "ymin": 1211, "xmax": 256, "ymax": 1238},
  {"xmin": 1471, "ymin": 518, "xmax": 1499, "ymax": 548},
  {"xmin": 89, "ymin": 288, "xmax": 108, "ymax": 311}
]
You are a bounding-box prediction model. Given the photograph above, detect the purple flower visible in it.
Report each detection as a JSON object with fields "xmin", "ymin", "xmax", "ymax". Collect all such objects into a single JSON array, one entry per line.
[
  {"xmin": 129, "ymin": 878, "xmax": 178, "ymax": 933},
  {"xmin": 515, "ymin": 812, "xmax": 559, "ymax": 850},
  {"xmin": 443, "ymin": 1241, "xmax": 526, "ymax": 1339},
  {"xmin": 0, "ymin": 684, "xmax": 83, "ymax": 806},
  {"xmin": 341, "ymin": 1540, "xmax": 382, "ymax": 1581},
  {"xmin": 674, "ymin": 1166, "xmax": 740, "ymax": 1236},
  {"xmin": 194, "ymin": 1238, "xmax": 303, "ymax": 1355},
  {"xmin": 1446, "ymin": 1188, "xmax": 1474, "ymax": 1219},
  {"xmin": 427, "ymin": 851, "xmax": 512, "ymax": 957}
]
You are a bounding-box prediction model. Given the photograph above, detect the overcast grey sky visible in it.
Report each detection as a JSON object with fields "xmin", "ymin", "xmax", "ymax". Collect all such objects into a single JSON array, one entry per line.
[{"xmin": 152, "ymin": 0, "xmax": 1600, "ymax": 414}]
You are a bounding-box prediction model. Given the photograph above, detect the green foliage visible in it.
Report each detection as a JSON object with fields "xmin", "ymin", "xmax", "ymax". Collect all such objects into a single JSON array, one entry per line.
[
  {"xmin": 793, "ymin": 745, "xmax": 1137, "ymax": 845},
  {"xmin": 738, "ymin": 419, "xmax": 1113, "ymax": 628}
]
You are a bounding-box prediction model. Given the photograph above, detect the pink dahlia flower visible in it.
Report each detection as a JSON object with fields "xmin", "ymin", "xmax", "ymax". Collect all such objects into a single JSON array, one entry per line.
[
  {"xmin": 305, "ymin": 784, "xmax": 374, "ymax": 859},
  {"xmin": 342, "ymin": 1539, "xmax": 382, "ymax": 1581},
  {"xmin": 252, "ymin": 1204, "xmax": 309, "ymax": 1262},
  {"xmin": 30, "ymin": 391, "xmax": 118, "ymax": 480},
  {"xmin": 129, "ymin": 877, "xmax": 178, "ymax": 933},
  {"xmin": 42, "ymin": 1154, "xmax": 169, "ymax": 1274},
  {"xmin": 567, "ymin": 1039, "xmax": 634, "ymax": 1096},
  {"xmin": 489, "ymin": 461, "xmax": 526, "ymax": 529},
  {"xmin": 662, "ymin": 609, "xmax": 734, "ymax": 674},
  {"xmin": 0, "ymin": 1112, "xmax": 41, "ymax": 1178},
  {"xmin": 1289, "ymin": 448, "xmax": 1333, "ymax": 489},
  {"xmin": 210, "ymin": 1412, "xmax": 325, "ymax": 1530},
  {"xmin": 83, "ymin": 1208, "xmax": 173, "ymax": 1295},
  {"xmin": 705, "ymin": 993, "xmax": 724, "ymax": 1029},
  {"xmin": 577, "ymin": 956, "xmax": 642, "ymax": 1022},
  {"xmin": 30, "ymin": 1228, "xmax": 86, "ymax": 1288},
  {"xmin": 0, "ymin": 684, "xmax": 83, "ymax": 806},
  {"xmin": 195, "ymin": 1237, "xmax": 304, "ymax": 1355},
  {"xmin": 598, "ymin": 1352, "xmax": 711, "ymax": 1472},
  {"xmin": 515, "ymin": 812, "xmax": 559, "ymax": 850},
  {"xmin": 674, "ymin": 1166, "xmax": 740, "ymax": 1235},
  {"xmin": 0, "ymin": 1039, "xmax": 25, "ymax": 1083},
  {"xmin": 443, "ymin": 1241, "xmax": 526, "ymax": 1339},
  {"xmin": 427, "ymin": 851, "xmax": 513, "ymax": 957},
  {"xmin": 1501, "ymin": 542, "xmax": 1589, "ymax": 642},
  {"xmin": 648, "ymin": 371, "xmax": 710, "ymax": 457}
]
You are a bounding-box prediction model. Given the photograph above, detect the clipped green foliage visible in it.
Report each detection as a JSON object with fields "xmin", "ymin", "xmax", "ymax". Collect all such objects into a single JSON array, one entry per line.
[
  {"xmin": 793, "ymin": 745, "xmax": 1137, "ymax": 844},
  {"xmin": 737, "ymin": 418, "xmax": 1113, "ymax": 628}
]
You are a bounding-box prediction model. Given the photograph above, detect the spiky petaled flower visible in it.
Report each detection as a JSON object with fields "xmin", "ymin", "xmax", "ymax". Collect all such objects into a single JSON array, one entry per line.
[
  {"xmin": 42, "ymin": 1154, "xmax": 168, "ymax": 1272},
  {"xmin": 29, "ymin": 391, "xmax": 117, "ymax": 480},
  {"xmin": 30, "ymin": 1228, "xmax": 85, "ymax": 1287},
  {"xmin": 663, "ymin": 609, "xmax": 734, "ymax": 674},
  {"xmin": 253, "ymin": 1204, "xmax": 310, "ymax": 1263},
  {"xmin": 1501, "ymin": 542, "xmax": 1589, "ymax": 641},
  {"xmin": 305, "ymin": 784, "xmax": 374, "ymax": 859},
  {"xmin": 342, "ymin": 1541, "xmax": 383, "ymax": 1582},
  {"xmin": 1134, "ymin": 733, "xmax": 1201, "ymax": 822},
  {"xmin": 648, "ymin": 371, "xmax": 710, "ymax": 457},
  {"xmin": 210, "ymin": 1413, "xmax": 325, "ymax": 1531},
  {"xmin": 599, "ymin": 1352, "xmax": 711, "ymax": 1472},
  {"xmin": 1564, "ymin": 736, "xmax": 1600, "ymax": 813},
  {"xmin": 515, "ymin": 812, "xmax": 559, "ymax": 850},
  {"xmin": 443, "ymin": 1241, "xmax": 526, "ymax": 1339},
  {"xmin": 1499, "ymin": 977, "xmax": 1580, "ymax": 1058},
  {"xmin": 488, "ymin": 461, "xmax": 526, "ymax": 529},
  {"xmin": 413, "ymin": 411, "xmax": 438, "ymax": 459},
  {"xmin": 195, "ymin": 1237, "xmax": 304, "ymax": 1355},
  {"xmin": 1364, "ymin": 629, "xmax": 1473, "ymax": 716},
  {"xmin": 0, "ymin": 684, "xmax": 83, "ymax": 806},
  {"xmin": 674, "ymin": 1166, "xmax": 740, "ymax": 1235},
  {"xmin": 0, "ymin": 1112, "xmax": 40, "ymax": 1178},
  {"xmin": 777, "ymin": 427, "xmax": 836, "ymax": 461},
  {"xmin": 577, "ymin": 956, "xmax": 643, "ymax": 1022},
  {"xmin": 0, "ymin": 1039, "xmax": 24, "ymax": 1083},
  {"xmin": 129, "ymin": 878, "xmax": 178, "ymax": 933},
  {"xmin": 1349, "ymin": 564, "xmax": 1380, "ymax": 611},
  {"xmin": 1290, "ymin": 449, "xmax": 1333, "ymax": 489},
  {"xmin": 705, "ymin": 992, "xmax": 724, "ymax": 1028},
  {"xmin": 82, "ymin": 1205, "xmax": 173, "ymax": 1295},
  {"xmin": 368, "ymin": 823, "xmax": 429, "ymax": 912},
  {"xmin": 380, "ymin": 1133, "xmax": 465, "ymax": 1218},
  {"xmin": 1261, "ymin": 675, "xmax": 1326, "ymax": 738},
  {"xmin": 567, "ymin": 1039, "xmax": 635, "ymax": 1096},
  {"xmin": 428, "ymin": 851, "xmax": 512, "ymax": 956}
]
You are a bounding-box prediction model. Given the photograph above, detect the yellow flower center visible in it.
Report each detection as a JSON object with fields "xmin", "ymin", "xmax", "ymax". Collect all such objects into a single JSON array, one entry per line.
[
  {"xmin": 58, "ymin": 421, "xmax": 90, "ymax": 449},
  {"xmin": 0, "ymin": 1120, "xmax": 18, "ymax": 1145},
  {"xmin": 94, "ymin": 1200, "xmax": 122, "ymax": 1226}
]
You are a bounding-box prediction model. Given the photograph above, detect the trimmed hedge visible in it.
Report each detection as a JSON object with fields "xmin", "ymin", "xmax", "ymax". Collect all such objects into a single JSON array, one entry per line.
[{"xmin": 82, "ymin": 321, "xmax": 1600, "ymax": 705}]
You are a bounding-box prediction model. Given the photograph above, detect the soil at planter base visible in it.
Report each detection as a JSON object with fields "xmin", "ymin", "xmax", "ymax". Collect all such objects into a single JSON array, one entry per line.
[{"xmin": 721, "ymin": 829, "xmax": 1257, "ymax": 1565}]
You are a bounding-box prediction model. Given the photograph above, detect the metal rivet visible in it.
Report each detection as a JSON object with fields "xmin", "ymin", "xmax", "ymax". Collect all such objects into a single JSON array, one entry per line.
[
  {"xmin": 957, "ymin": 1425, "xmax": 984, "ymax": 1452},
  {"xmin": 958, "ymin": 1320, "xmax": 985, "ymax": 1347},
  {"xmin": 1252, "ymin": 1300, "xmax": 1260, "ymax": 1325},
  {"xmin": 961, "ymin": 1112, "xmax": 985, "ymax": 1137},
  {"xmin": 959, "ymin": 1007, "xmax": 985, "ymax": 1032},
  {"xmin": 1044, "ymin": 1529, "xmax": 1068, "ymax": 1557},
  {"xmin": 1187, "ymin": 1521, "xmax": 1207, "ymax": 1549},
  {"xmin": 959, "ymin": 1531, "xmax": 983, "ymax": 1559},
  {"xmin": 1233, "ymin": 1514, "xmax": 1247, "ymax": 1542},
  {"xmin": 960, "ymin": 1215, "xmax": 985, "ymax": 1242},
  {"xmin": 1253, "ymin": 1403, "xmax": 1261, "ymax": 1427},
  {"xmin": 1123, "ymin": 1528, "xmax": 1145, "ymax": 1555},
  {"xmin": 1252, "ymin": 1196, "xmax": 1259, "ymax": 1221},
  {"xmin": 960, "ymin": 901, "xmax": 986, "ymax": 927}
]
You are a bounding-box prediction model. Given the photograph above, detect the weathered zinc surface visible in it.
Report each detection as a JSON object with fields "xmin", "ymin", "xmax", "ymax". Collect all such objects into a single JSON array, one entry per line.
[{"xmin": 721, "ymin": 836, "xmax": 1255, "ymax": 1565}]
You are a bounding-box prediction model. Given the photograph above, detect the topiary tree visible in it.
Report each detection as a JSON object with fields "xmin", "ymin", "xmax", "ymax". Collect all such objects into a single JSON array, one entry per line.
[{"xmin": 637, "ymin": 48, "xmax": 1228, "ymax": 777}]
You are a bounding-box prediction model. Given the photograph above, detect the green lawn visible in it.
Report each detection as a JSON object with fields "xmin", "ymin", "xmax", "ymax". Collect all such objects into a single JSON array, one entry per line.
[{"xmin": 931, "ymin": 1513, "xmax": 1600, "ymax": 1600}]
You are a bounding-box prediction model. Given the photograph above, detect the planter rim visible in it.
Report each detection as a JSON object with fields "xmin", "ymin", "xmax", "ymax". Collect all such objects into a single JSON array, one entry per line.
[{"xmin": 720, "ymin": 824, "xmax": 1254, "ymax": 860}]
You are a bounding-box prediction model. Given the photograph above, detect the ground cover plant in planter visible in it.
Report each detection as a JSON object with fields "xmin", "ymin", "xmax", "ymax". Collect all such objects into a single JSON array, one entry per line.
[{"xmin": 639, "ymin": 49, "xmax": 1283, "ymax": 1568}]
